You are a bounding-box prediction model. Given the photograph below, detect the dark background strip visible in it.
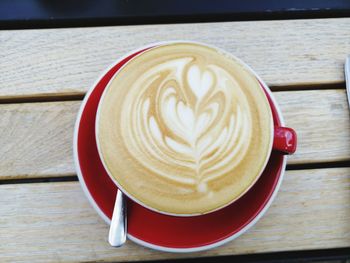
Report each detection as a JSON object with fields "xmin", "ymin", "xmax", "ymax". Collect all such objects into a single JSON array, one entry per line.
[
  {"xmin": 149, "ymin": 248, "xmax": 350, "ymax": 263},
  {"xmin": 1, "ymin": 0, "xmax": 350, "ymax": 29}
]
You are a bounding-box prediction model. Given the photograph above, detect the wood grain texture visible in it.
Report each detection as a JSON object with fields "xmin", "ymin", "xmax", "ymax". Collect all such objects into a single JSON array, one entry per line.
[
  {"xmin": 275, "ymin": 89, "xmax": 350, "ymax": 164},
  {"xmin": 0, "ymin": 89, "xmax": 349, "ymax": 179},
  {"xmin": 0, "ymin": 168, "xmax": 349, "ymax": 262},
  {"xmin": 1, "ymin": 18, "xmax": 350, "ymax": 99},
  {"xmin": 0, "ymin": 101, "xmax": 80, "ymax": 179}
]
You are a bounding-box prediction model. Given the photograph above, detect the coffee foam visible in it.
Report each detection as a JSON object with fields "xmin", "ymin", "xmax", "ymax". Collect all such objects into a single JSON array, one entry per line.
[
  {"xmin": 97, "ymin": 43, "xmax": 273, "ymax": 215},
  {"xmin": 124, "ymin": 59, "xmax": 252, "ymax": 191}
]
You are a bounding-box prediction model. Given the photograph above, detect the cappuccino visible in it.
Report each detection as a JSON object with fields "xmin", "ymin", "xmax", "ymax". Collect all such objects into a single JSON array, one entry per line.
[{"xmin": 97, "ymin": 42, "xmax": 273, "ymax": 215}]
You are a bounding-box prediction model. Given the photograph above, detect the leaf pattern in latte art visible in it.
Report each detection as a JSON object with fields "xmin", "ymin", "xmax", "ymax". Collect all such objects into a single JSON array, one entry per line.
[{"xmin": 123, "ymin": 57, "xmax": 253, "ymax": 193}]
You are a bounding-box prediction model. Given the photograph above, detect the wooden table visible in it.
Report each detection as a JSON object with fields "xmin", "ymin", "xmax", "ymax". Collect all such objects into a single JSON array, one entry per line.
[{"xmin": 1, "ymin": 18, "xmax": 350, "ymax": 262}]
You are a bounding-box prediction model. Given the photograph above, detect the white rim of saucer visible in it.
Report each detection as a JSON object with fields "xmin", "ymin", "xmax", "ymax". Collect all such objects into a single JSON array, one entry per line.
[{"xmin": 73, "ymin": 41, "xmax": 287, "ymax": 253}]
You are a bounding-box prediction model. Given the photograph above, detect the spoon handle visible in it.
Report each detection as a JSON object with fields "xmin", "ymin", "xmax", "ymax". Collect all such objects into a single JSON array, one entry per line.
[
  {"xmin": 108, "ymin": 189, "xmax": 127, "ymax": 247},
  {"xmin": 345, "ymin": 55, "xmax": 350, "ymax": 110}
]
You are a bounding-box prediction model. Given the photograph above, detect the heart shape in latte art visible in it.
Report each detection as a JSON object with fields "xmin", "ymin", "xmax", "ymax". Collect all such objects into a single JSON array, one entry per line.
[{"xmin": 187, "ymin": 65, "xmax": 213, "ymax": 100}]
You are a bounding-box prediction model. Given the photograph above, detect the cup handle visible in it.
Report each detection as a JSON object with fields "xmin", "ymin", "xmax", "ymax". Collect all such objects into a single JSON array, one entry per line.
[{"xmin": 273, "ymin": 126, "xmax": 297, "ymax": 155}]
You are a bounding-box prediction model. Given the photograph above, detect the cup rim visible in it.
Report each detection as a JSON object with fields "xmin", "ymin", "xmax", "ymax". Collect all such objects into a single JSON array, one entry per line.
[{"xmin": 94, "ymin": 40, "xmax": 275, "ymax": 217}]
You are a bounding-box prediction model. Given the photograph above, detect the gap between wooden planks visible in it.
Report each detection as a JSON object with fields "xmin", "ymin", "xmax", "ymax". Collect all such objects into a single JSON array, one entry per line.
[
  {"xmin": 0, "ymin": 89, "xmax": 349, "ymax": 180},
  {"xmin": 0, "ymin": 18, "xmax": 350, "ymax": 99},
  {"xmin": 0, "ymin": 167, "xmax": 349, "ymax": 262}
]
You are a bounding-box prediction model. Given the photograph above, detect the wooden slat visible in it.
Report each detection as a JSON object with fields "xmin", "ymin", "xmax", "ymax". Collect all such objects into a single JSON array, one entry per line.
[
  {"xmin": 275, "ymin": 89, "xmax": 350, "ymax": 165},
  {"xmin": 1, "ymin": 18, "xmax": 349, "ymax": 99},
  {"xmin": 0, "ymin": 89, "xmax": 349, "ymax": 180},
  {"xmin": 0, "ymin": 101, "xmax": 80, "ymax": 179},
  {"xmin": 0, "ymin": 168, "xmax": 349, "ymax": 262}
]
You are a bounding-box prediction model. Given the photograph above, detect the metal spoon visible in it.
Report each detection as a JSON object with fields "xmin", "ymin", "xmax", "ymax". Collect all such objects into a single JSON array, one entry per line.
[
  {"xmin": 108, "ymin": 189, "xmax": 127, "ymax": 247},
  {"xmin": 345, "ymin": 55, "xmax": 350, "ymax": 109}
]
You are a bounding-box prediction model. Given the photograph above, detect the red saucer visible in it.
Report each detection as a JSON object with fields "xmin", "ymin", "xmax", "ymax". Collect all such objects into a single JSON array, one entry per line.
[{"xmin": 73, "ymin": 48, "xmax": 286, "ymax": 252}]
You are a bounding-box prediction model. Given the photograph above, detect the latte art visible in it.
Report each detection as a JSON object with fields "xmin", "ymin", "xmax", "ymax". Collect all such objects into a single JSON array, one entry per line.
[
  {"xmin": 123, "ymin": 60, "xmax": 252, "ymax": 193},
  {"xmin": 97, "ymin": 43, "xmax": 273, "ymax": 215}
]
